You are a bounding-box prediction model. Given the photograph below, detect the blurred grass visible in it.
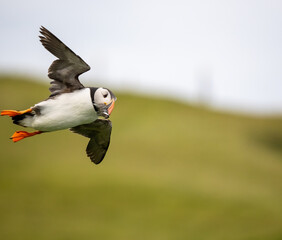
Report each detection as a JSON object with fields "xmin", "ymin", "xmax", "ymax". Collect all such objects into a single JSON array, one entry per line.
[{"xmin": 0, "ymin": 75, "xmax": 281, "ymax": 240}]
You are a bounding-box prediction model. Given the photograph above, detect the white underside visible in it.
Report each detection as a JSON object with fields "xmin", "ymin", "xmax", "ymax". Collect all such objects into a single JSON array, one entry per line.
[{"xmin": 23, "ymin": 88, "xmax": 97, "ymax": 131}]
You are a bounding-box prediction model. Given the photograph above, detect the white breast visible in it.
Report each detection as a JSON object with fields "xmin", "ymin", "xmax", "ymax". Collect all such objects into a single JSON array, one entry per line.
[{"xmin": 31, "ymin": 88, "xmax": 97, "ymax": 131}]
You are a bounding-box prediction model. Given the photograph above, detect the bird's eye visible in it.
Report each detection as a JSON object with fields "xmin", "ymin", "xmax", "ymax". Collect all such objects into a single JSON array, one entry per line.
[{"xmin": 103, "ymin": 92, "xmax": 108, "ymax": 98}]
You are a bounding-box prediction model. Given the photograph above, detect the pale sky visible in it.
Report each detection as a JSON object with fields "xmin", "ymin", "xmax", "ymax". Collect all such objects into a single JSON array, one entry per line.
[{"xmin": 0, "ymin": 0, "xmax": 282, "ymax": 115}]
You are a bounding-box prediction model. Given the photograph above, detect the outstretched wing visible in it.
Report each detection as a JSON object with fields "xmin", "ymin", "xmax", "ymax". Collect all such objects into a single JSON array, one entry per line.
[
  {"xmin": 70, "ymin": 119, "xmax": 112, "ymax": 164},
  {"xmin": 39, "ymin": 26, "xmax": 91, "ymax": 96}
]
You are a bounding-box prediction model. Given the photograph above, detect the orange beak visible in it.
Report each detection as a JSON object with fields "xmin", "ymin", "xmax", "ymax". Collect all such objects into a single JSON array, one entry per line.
[{"xmin": 108, "ymin": 99, "xmax": 115, "ymax": 115}]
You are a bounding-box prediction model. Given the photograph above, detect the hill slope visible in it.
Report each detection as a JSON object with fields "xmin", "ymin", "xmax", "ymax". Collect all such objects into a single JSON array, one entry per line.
[{"xmin": 0, "ymin": 75, "xmax": 282, "ymax": 240}]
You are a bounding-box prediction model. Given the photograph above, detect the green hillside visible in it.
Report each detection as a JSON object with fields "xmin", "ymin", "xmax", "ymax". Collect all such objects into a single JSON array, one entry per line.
[{"xmin": 0, "ymin": 75, "xmax": 281, "ymax": 240}]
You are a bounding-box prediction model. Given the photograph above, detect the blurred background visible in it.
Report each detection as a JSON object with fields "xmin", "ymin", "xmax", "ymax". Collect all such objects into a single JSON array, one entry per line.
[{"xmin": 0, "ymin": 0, "xmax": 282, "ymax": 239}]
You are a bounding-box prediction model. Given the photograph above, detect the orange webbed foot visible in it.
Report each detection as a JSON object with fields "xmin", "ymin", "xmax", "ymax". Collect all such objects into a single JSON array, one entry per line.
[
  {"xmin": 10, "ymin": 131, "xmax": 42, "ymax": 142},
  {"xmin": 1, "ymin": 109, "xmax": 32, "ymax": 117}
]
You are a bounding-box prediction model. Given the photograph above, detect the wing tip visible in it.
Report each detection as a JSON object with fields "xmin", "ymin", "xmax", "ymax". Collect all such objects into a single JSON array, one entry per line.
[
  {"xmin": 39, "ymin": 26, "xmax": 51, "ymax": 46},
  {"xmin": 39, "ymin": 26, "xmax": 48, "ymax": 37},
  {"xmin": 40, "ymin": 25, "xmax": 46, "ymax": 32},
  {"xmin": 88, "ymin": 155, "xmax": 104, "ymax": 165},
  {"xmin": 86, "ymin": 141, "xmax": 107, "ymax": 165},
  {"xmin": 39, "ymin": 26, "xmax": 58, "ymax": 44}
]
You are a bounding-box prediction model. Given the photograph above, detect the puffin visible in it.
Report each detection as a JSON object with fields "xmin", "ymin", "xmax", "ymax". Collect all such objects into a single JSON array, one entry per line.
[{"xmin": 1, "ymin": 26, "xmax": 117, "ymax": 164}]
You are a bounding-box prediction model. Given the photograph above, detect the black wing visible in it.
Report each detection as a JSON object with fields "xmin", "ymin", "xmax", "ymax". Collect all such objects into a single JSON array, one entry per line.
[
  {"xmin": 39, "ymin": 26, "xmax": 91, "ymax": 96},
  {"xmin": 70, "ymin": 119, "xmax": 112, "ymax": 164}
]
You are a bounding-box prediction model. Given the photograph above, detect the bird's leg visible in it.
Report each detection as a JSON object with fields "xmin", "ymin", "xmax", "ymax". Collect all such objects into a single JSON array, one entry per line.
[
  {"xmin": 1, "ymin": 108, "xmax": 32, "ymax": 117},
  {"xmin": 10, "ymin": 131, "xmax": 42, "ymax": 142}
]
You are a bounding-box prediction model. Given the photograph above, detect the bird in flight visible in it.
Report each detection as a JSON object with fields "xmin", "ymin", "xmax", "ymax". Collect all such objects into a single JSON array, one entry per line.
[{"xmin": 1, "ymin": 26, "xmax": 116, "ymax": 164}]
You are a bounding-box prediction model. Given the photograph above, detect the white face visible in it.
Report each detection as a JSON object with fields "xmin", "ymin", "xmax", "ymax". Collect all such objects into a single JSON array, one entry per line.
[{"xmin": 94, "ymin": 87, "xmax": 112, "ymax": 105}]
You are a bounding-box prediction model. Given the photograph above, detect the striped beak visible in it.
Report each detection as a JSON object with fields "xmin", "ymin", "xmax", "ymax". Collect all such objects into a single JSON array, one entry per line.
[{"xmin": 107, "ymin": 98, "xmax": 115, "ymax": 115}]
